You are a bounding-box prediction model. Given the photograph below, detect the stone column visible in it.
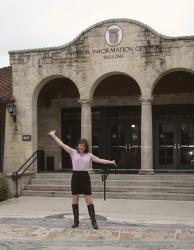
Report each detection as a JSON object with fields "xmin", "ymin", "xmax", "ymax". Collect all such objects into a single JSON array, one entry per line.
[
  {"xmin": 78, "ymin": 99, "xmax": 92, "ymax": 149},
  {"xmin": 139, "ymin": 96, "xmax": 154, "ymax": 174}
]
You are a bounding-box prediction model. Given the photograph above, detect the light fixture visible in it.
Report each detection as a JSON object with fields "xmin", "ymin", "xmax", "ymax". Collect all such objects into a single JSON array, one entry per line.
[{"xmin": 7, "ymin": 99, "xmax": 16, "ymax": 122}]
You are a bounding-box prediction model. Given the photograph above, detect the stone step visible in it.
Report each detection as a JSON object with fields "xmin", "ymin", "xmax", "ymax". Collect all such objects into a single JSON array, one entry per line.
[
  {"xmin": 23, "ymin": 173, "xmax": 194, "ymax": 201},
  {"xmin": 31, "ymin": 178, "xmax": 194, "ymax": 187},
  {"xmin": 35, "ymin": 173, "xmax": 194, "ymax": 181},
  {"xmin": 25, "ymin": 184, "xmax": 194, "ymax": 194},
  {"xmin": 22, "ymin": 190, "xmax": 194, "ymax": 201}
]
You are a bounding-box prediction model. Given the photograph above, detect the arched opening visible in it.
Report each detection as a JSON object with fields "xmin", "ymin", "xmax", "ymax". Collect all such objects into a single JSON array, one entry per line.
[
  {"xmin": 152, "ymin": 70, "xmax": 194, "ymax": 171},
  {"xmin": 92, "ymin": 73, "xmax": 141, "ymax": 171},
  {"xmin": 94, "ymin": 74, "xmax": 140, "ymax": 97},
  {"xmin": 37, "ymin": 77, "xmax": 80, "ymax": 172}
]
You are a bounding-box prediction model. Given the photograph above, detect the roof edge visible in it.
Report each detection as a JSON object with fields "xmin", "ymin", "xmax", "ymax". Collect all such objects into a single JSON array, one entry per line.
[{"xmin": 9, "ymin": 18, "xmax": 194, "ymax": 54}]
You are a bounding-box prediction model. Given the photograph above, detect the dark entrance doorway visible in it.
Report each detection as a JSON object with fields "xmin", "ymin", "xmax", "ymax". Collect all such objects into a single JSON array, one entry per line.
[
  {"xmin": 61, "ymin": 108, "xmax": 81, "ymax": 169},
  {"xmin": 154, "ymin": 105, "xmax": 194, "ymax": 170},
  {"xmin": 61, "ymin": 107, "xmax": 141, "ymax": 170},
  {"xmin": 37, "ymin": 77, "xmax": 80, "ymax": 171},
  {"xmin": 92, "ymin": 107, "xmax": 141, "ymax": 171},
  {"xmin": 92, "ymin": 73, "xmax": 141, "ymax": 171}
]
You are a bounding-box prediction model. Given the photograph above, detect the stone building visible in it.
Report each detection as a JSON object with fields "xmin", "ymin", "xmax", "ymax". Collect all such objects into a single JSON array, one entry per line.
[{"xmin": 1, "ymin": 19, "xmax": 194, "ymax": 196}]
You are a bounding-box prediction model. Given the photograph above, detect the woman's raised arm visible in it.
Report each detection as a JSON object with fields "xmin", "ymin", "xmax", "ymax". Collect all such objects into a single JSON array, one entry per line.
[{"xmin": 48, "ymin": 130, "xmax": 73, "ymax": 154}]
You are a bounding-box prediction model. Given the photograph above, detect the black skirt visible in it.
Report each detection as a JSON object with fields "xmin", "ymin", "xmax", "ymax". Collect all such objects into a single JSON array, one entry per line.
[{"xmin": 71, "ymin": 171, "xmax": 92, "ymax": 195}]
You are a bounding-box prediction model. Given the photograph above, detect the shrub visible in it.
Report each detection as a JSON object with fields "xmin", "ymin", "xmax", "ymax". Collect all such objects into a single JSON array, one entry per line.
[{"xmin": 0, "ymin": 178, "xmax": 9, "ymax": 201}]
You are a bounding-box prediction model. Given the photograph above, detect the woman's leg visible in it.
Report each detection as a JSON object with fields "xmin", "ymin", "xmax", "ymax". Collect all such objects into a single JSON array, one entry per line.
[
  {"xmin": 85, "ymin": 195, "xmax": 98, "ymax": 230},
  {"xmin": 84, "ymin": 195, "xmax": 92, "ymax": 205},
  {"xmin": 72, "ymin": 194, "xmax": 79, "ymax": 204},
  {"xmin": 72, "ymin": 195, "xmax": 79, "ymax": 228}
]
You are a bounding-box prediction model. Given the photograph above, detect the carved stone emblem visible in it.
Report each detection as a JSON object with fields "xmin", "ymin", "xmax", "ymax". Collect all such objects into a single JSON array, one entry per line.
[{"xmin": 105, "ymin": 25, "xmax": 123, "ymax": 46}]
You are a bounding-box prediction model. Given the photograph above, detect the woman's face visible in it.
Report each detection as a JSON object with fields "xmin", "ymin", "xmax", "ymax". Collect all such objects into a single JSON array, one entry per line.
[{"xmin": 77, "ymin": 143, "xmax": 86, "ymax": 153}]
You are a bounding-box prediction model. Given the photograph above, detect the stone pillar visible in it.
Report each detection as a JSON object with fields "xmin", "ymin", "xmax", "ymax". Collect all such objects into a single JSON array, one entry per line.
[
  {"xmin": 78, "ymin": 99, "xmax": 92, "ymax": 149},
  {"xmin": 139, "ymin": 96, "xmax": 154, "ymax": 174}
]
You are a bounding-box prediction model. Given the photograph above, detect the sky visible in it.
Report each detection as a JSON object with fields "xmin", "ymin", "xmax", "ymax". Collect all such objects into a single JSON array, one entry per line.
[{"xmin": 1, "ymin": 0, "xmax": 194, "ymax": 68}]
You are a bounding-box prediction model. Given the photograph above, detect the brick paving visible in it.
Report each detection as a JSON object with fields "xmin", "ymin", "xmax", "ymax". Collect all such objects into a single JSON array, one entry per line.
[
  {"xmin": 0, "ymin": 215, "xmax": 194, "ymax": 250},
  {"xmin": 1, "ymin": 197, "xmax": 194, "ymax": 249}
]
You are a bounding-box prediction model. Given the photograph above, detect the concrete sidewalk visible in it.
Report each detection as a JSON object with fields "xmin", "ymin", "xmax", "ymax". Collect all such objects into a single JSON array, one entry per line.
[
  {"xmin": 1, "ymin": 196, "xmax": 194, "ymax": 225},
  {"xmin": 0, "ymin": 196, "xmax": 194, "ymax": 249}
]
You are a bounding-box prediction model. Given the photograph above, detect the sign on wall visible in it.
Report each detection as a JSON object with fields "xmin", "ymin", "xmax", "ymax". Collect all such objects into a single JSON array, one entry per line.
[{"xmin": 22, "ymin": 135, "xmax": 31, "ymax": 141}]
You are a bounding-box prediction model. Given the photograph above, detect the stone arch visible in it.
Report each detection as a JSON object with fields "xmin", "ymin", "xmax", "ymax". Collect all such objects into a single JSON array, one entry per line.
[
  {"xmin": 152, "ymin": 68, "xmax": 194, "ymax": 171},
  {"xmin": 31, "ymin": 75, "xmax": 80, "ymax": 156},
  {"xmin": 32, "ymin": 75, "xmax": 80, "ymax": 107},
  {"xmin": 89, "ymin": 71, "xmax": 142, "ymax": 100},
  {"xmin": 152, "ymin": 68, "xmax": 194, "ymax": 95},
  {"xmin": 88, "ymin": 71, "xmax": 142, "ymax": 171}
]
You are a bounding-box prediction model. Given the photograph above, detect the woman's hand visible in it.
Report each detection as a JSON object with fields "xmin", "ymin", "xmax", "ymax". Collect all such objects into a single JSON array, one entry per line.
[
  {"xmin": 48, "ymin": 130, "xmax": 72, "ymax": 154},
  {"xmin": 48, "ymin": 130, "xmax": 56, "ymax": 136},
  {"xmin": 112, "ymin": 160, "xmax": 117, "ymax": 167}
]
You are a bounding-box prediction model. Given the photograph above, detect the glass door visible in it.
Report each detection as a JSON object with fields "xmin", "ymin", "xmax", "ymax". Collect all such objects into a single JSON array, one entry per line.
[
  {"xmin": 109, "ymin": 122, "xmax": 129, "ymax": 168},
  {"xmin": 109, "ymin": 122, "xmax": 141, "ymax": 170},
  {"xmin": 129, "ymin": 123, "xmax": 141, "ymax": 168},
  {"xmin": 92, "ymin": 107, "xmax": 141, "ymax": 171},
  {"xmin": 179, "ymin": 122, "xmax": 194, "ymax": 169},
  {"xmin": 155, "ymin": 120, "xmax": 194, "ymax": 170},
  {"xmin": 156, "ymin": 122, "xmax": 176, "ymax": 169}
]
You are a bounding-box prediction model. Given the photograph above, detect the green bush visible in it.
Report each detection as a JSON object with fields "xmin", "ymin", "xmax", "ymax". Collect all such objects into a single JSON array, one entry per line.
[{"xmin": 0, "ymin": 178, "xmax": 9, "ymax": 201}]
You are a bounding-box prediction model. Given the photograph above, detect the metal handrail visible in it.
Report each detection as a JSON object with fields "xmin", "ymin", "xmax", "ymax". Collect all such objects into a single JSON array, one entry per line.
[
  {"xmin": 99, "ymin": 165, "xmax": 117, "ymax": 201},
  {"xmin": 11, "ymin": 150, "xmax": 39, "ymax": 198}
]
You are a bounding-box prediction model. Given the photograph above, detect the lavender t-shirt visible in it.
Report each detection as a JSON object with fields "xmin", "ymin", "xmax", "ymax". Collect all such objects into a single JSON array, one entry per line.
[{"xmin": 70, "ymin": 149, "xmax": 92, "ymax": 171}]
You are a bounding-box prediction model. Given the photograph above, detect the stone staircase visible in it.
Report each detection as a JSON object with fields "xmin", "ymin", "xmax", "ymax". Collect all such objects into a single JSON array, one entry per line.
[{"xmin": 22, "ymin": 172, "xmax": 194, "ymax": 201}]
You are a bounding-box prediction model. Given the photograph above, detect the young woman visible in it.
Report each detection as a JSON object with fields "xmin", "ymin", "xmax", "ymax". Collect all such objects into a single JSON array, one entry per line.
[{"xmin": 48, "ymin": 130, "xmax": 117, "ymax": 230}]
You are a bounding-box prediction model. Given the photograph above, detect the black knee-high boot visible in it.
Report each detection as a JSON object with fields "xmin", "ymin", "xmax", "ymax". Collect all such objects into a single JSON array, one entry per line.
[
  {"xmin": 72, "ymin": 204, "xmax": 79, "ymax": 228},
  {"xmin": 87, "ymin": 204, "xmax": 98, "ymax": 230}
]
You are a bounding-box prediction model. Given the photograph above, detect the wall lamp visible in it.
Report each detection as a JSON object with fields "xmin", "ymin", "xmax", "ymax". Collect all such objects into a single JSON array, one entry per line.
[{"xmin": 7, "ymin": 99, "xmax": 16, "ymax": 122}]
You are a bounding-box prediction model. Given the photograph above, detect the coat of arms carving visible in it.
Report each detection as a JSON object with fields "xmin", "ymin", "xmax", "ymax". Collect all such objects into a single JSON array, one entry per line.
[{"xmin": 105, "ymin": 25, "xmax": 123, "ymax": 46}]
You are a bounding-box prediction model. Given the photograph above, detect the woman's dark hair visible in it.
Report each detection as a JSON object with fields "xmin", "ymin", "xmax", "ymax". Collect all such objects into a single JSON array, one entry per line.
[{"xmin": 76, "ymin": 138, "xmax": 89, "ymax": 153}]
